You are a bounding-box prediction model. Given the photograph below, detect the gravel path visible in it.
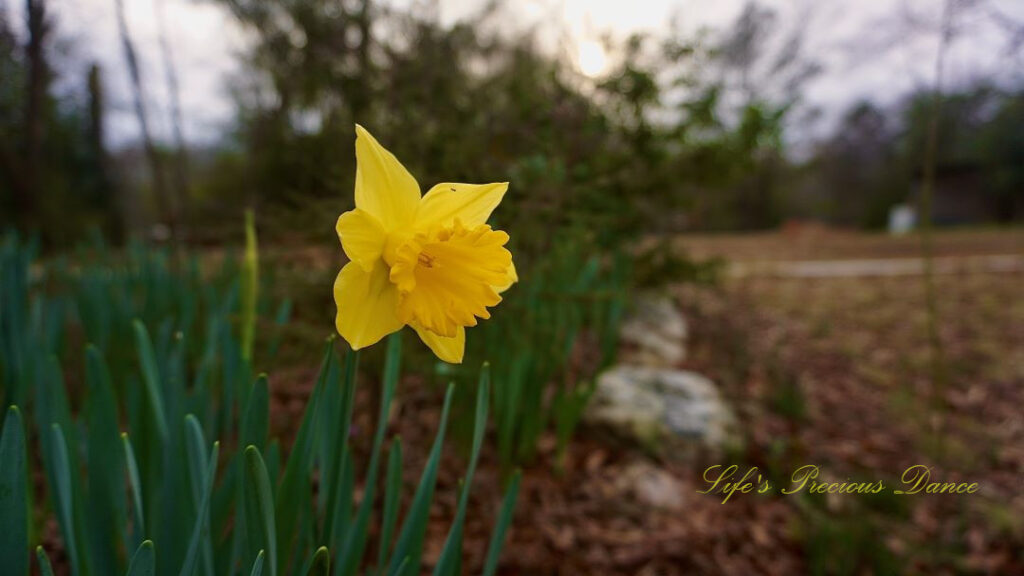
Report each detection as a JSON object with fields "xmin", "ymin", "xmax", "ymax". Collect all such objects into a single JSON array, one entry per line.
[{"xmin": 729, "ymin": 254, "xmax": 1024, "ymax": 278}]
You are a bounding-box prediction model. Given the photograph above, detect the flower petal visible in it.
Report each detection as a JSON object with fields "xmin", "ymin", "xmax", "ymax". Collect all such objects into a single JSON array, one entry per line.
[
  {"xmin": 416, "ymin": 182, "xmax": 508, "ymax": 231},
  {"xmin": 494, "ymin": 259, "xmax": 518, "ymax": 294},
  {"xmin": 355, "ymin": 125, "xmax": 420, "ymax": 230},
  {"xmin": 334, "ymin": 260, "xmax": 404, "ymax": 350},
  {"xmin": 336, "ymin": 209, "xmax": 386, "ymax": 271},
  {"xmin": 413, "ymin": 323, "xmax": 465, "ymax": 364}
]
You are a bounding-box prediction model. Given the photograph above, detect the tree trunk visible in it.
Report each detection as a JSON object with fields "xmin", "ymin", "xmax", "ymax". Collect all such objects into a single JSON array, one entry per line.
[
  {"xmin": 87, "ymin": 64, "xmax": 125, "ymax": 242},
  {"xmin": 22, "ymin": 0, "xmax": 49, "ymax": 224},
  {"xmin": 155, "ymin": 0, "xmax": 190, "ymax": 236},
  {"xmin": 114, "ymin": 0, "xmax": 175, "ymax": 237}
]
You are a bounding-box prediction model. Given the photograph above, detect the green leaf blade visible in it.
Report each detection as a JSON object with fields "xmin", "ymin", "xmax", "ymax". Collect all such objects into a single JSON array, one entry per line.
[
  {"xmin": 127, "ymin": 540, "xmax": 156, "ymax": 576},
  {"xmin": 179, "ymin": 428, "xmax": 219, "ymax": 576},
  {"xmin": 122, "ymin": 433, "xmax": 146, "ymax": 548},
  {"xmin": 47, "ymin": 424, "xmax": 82, "ymax": 576},
  {"xmin": 433, "ymin": 365, "xmax": 491, "ymax": 576},
  {"xmin": 386, "ymin": 383, "xmax": 456, "ymax": 575},
  {"xmin": 84, "ymin": 346, "xmax": 125, "ymax": 576},
  {"xmin": 482, "ymin": 470, "xmax": 522, "ymax": 576},
  {"xmin": 36, "ymin": 546, "xmax": 56, "ymax": 576},
  {"xmin": 245, "ymin": 446, "xmax": 278, "ymax": 576},
  {"xmin": 249, "ymin": 550, "xmax": 265, "ymax": 576},
  {"xmin": 0, "ymin": 406, "xmax": 28, "ymax": 576},
  {"xmin": 276, "ymin": 339, "xmax": 334, "ymax": 572},
  {"xmin": 337, "ymin": 335, "xmax": 400, "ymax": 576},
  {"xmin": 377, "ymin": 438, "xmax": 403, "ymax": 573},
  {"xmin": 132, "ymin": 320, "xmax": 169, "ymax": 443},
  {"xmin": 306, "ymin": 546, "xmax": 330, "ymax": 576}
]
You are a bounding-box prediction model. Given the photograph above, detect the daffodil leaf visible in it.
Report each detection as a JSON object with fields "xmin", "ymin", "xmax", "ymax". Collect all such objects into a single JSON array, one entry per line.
[
  {"xmin": 322, "ymin": 349, "xmax": 353, "ymax": 542},
  {"xmin": 127, "ymin": 540, "xmax": 156, "ymax": 576},
  {"xmin": 84, "ymin": 346, "xmax": 124, "ymax": 576},
  {"xmin": 306, "ymin": 546, "xmax": 330, "ymax": 576},
  {"xmin": 377, "ymin": 438, "xmax": 403, "ymax": 573},
  {"xmin": 245, "ymin": 446, "xmax": 277, "ymax": 576},
  {"xmin": 385, "ymin": 383, "xmax": 455, "ymax": 575},
  {"xmin": 433, "ymin": 365, "xmax": 490, "ymax": 576},
  {"xmin": 47, "ymin": 424, "xmax": 82, "ymax": 576},
  {"xmin": 36, "ymin": 547, "xmax": 55, "ymax": 576},
  {"xmin": 132, "ymin": 319, "xmax": 169, "ymax": 443},
  {"xmin": 337, "ymin": 334, "xmax": 401, "ymax": 576},
  {"xmin": 276, "ymin": 339, "xmax": 334, "ymax": 572},
  {"xmin": 388, "ymin": 556, "xmax": 410, "ymax": 576},
  {"xmin": 122, "ymin": 432, "xmax": 146, "ymax": 548},
  {"xmin": 242, "ymin": 374, "xmax": 269, "ymax": 451},
  {"xmin": 249, "ymin": 550, "xmax": 265, "ymax": 576},
  {"xmin": 180, "ymin": 419, "xmax": 217, "ymax": 576},
  {"xmin": 482, "ymin": 470, "xmax": 522, "ymax": 576},
  {"xmin": 0, "ymin": 406, "xmax": 28, "ymax": 576}
]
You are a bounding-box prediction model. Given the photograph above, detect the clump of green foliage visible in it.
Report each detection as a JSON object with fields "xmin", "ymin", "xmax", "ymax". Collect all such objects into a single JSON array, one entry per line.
[{"xmin": 0, "ymin": 231, "xmax": 519, "ymax": 576}]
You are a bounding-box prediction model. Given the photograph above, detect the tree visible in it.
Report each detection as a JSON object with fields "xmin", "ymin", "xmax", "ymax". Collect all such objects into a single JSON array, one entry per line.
[
  {"xmin": 0, "ymin": 2, "xmax": 29, "ymax": 219},
  {"xmin": 809, "ymin": 102, "xmax": 907, "ymax": 228},
  {"xmin": 0, "ymin": 1, "xmax": 125, "ymax": 244},
  {"xmin": 114, "ymin": 0, "xmax": 174, "ymax": 235},
  {"xmin": 87, "ymin": 64, "xmax": 123, "ymax": 241},
  {"xmin": 979, "ymin": 92, "xmax": 1024, "ymax": 221},
  {"xmin": 155, "ymin": 0, "xmax": 190, "ymax": 231},
  {"xmin": 23, "ymin": 0, "xmax": 50, "ymax": 224}
]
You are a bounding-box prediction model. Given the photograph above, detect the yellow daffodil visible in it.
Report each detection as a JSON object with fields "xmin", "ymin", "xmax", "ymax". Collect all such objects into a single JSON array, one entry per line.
[{"xmin": 333, "ymin": 125, "xmax": 517, "ymax": 363}]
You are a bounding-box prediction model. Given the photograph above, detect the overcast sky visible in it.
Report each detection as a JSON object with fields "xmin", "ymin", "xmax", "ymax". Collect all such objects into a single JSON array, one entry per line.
[{"xmin": 9, "ymin": 0, "xmax": 1023, "ymax": 148}]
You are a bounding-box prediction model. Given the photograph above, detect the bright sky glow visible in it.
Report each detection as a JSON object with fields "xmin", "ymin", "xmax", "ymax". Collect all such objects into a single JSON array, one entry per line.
[
  {"xmin": 9, "ymin": 0, "xmax": 1022, "ymax": 147},
  {"xmin": 577, "ymin": 40, "xmax": 608, "ymax": 78}
]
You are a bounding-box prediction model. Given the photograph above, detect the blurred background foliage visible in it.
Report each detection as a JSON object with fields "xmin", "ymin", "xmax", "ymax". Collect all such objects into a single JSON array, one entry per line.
[
  {"xmin": 1, "ymin": 1, "xmax": 1022, "ymax": 572},
  {"xmin": 1, "ymin": 0, "xmax": 1020, "ymax": 253}
]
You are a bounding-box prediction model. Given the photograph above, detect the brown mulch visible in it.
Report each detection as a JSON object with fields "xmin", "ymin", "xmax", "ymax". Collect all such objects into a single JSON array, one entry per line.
[
  {"xmin": 263, "ymin": 267, "xmax": 1023, "ymax": 575},
  {"xmin": 409, "ymin": 269, "xmax": 1019, "ymax": 575},
  {"xmin": 264, "ymin": 362, "xmax": 804, "ymax": 576},
  {"xmin": 676, "ymin": 270, "xmax": 1024, "ymax": 575}
]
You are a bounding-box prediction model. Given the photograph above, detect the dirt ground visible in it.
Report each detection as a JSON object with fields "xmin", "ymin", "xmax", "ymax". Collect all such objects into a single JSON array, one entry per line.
[
  {"xmin": 175, "ymin": 228, "xmax": 1024, "ymax": 575},
  {"xmin": 678, "ymin": 226, "xmax": 1023, "ymax": 262},
  {"xmin": 38, "ymin": 229, "xmax": 1021, "ymax": 575},
  {"xmin": 393, "ymin": 228, "xmax": 1023, "ymax": 575}
]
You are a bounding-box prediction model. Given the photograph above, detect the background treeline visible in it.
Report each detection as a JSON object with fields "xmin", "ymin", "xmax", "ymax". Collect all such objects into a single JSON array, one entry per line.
[{"xmin": 0, "ymin": 0, "xmax": 1021, "ymax": 250}]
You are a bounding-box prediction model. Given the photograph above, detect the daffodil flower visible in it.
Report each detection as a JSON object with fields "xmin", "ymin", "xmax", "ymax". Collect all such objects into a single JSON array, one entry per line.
[{"xmin": 333, "ymin": 125, "xmax": 517, "ymax": 363}]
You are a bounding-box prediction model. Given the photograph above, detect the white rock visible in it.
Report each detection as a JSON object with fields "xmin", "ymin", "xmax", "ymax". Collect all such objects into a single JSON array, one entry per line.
[
  {"xmin": 584, "ymin": 365, "xmax": 740, "ymax": 459},
  {"xmin": 619, "ymin": 293, "xmax": 688, "ymax": 367},
  {"xmin": 614, "ymin": 460, "xmax": 686, "ymax": 512}
]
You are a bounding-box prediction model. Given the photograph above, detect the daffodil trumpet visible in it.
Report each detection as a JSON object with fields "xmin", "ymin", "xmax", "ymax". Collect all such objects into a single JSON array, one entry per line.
[{"xmin": 333, "ymin": 125, "xmax": 517, "ymax": 363}]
